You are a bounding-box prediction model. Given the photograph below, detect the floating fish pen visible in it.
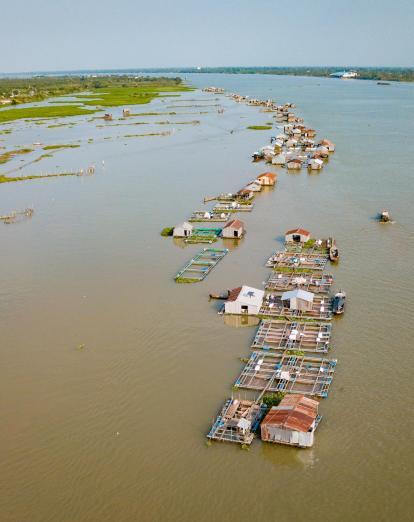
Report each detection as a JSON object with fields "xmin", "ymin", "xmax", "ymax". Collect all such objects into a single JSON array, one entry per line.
[
  {"xmin": 266, "ymin": 252, "xmax": 328, "ymax": 271},
  {"xmin": 188, "ymin": 211, "xmax": 230, "ymax": 223},
  {"xmin": 207, "ymin": 398, "xmax": 264, "ymax": 445},
  {"xmin": 284, "ymin": 241, "xmax": 329, "ymax": 255},
  {"xmin": 213, "ymin": 202, "xmax": 254, "ymax": 213},
  {"xmin": 184, "ymin": 228, "xmax": 222, "ymax": 244},
  {"xmin": 234, "ymin": 351, "xmax": 336, "ymax": 398},
  {"xmin": 252, "ymin": 320, "xmax": 332, "ymax": 354},
  {"xmin": 175, "ymin": 248, "xmax": 228, "ymax": 283},
  {"xmin": 260, "ymin": 293, "xmax": 333, "ymax": 320},
  {"xmin": 265, "ymin": 271, "xmax": 333, "ymax": 294}
]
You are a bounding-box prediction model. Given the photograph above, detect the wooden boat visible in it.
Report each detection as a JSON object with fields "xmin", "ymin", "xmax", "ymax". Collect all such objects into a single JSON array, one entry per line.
[
  {"xmin": 209, "ymin": 290, "xmax": 230, "ymax": 300},
  {"xmin": 379, "ymin": 210, "xmax": 391, "ymax": 223},
  {"xmin": 332, "ymin": 291, "xmax": 346, "ymax": 315},
  {"xmin": 328, "ymin": 238, "xmax": 339, "ymax": 262}
]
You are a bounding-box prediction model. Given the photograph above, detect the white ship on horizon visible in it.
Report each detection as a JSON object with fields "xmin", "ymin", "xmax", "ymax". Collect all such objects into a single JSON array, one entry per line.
[{"xmin": 330, "ymin": 70, "xmax": 358, "ymax": 79}]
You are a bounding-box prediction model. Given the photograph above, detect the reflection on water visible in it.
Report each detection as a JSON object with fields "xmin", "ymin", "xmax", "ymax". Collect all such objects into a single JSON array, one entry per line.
[{"xmin": 223, "ymin": 314, "xmax": 261, "ymax": 328}]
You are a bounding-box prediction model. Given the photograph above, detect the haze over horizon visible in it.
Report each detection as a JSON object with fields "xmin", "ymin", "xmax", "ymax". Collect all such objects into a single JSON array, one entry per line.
[{"xmin": 1, "ymin": 0, "xmax": 413, "ymax": 73}]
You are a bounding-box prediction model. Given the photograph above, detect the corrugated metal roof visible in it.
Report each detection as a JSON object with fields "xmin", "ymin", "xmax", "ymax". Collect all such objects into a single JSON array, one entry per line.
[
  {"xmin": 227, "ymin": 287, "xmax": 242, "ymax": 302},
  {"xmin": 223, "ymin": 219, "xmax": 244, "ymax": 230},
  {"xmin": 262, "ymin": 395, "xmax": 319, "ymax": 433},
  {"xmin": 285, "ymin": 228, "xmax": 310, "ymax": 236}
]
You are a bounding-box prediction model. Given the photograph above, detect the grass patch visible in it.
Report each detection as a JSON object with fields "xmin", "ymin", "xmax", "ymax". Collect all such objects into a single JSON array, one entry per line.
[
  {"xmin": 262, "ymin": 392, "xmax": 285, "ymax": 409},
  {"xmin": 0, "ymin": 148, "xmax": 33, "ymax": 165},
  {"xmin": 247, "ymin": 125, "xmax": 272, "ymax": 130},
  {"xmin": 161, "ymin": 227, "xmax": 174, "ymax": 237},
  {"xmin": 0, "ymin": 171, "xmax": 78, "ymax": 184},
  {"xmin": 43, "ymin": 144, "xmax": 81, "ymax": 150},
  {"xmin": 0, "ymin": 105, "xmax": 97, "ymax": 123}
]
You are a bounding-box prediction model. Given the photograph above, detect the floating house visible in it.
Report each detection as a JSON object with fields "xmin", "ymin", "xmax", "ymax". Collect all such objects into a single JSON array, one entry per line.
[
  {"xmin": 261, "ymin": 394, "xmax": 320, "ymax": 448},
  {"xmin": 244, "ymin": 181, "xmax": 262, "ymax": 192},
  {"xmin": 224, "ymin": 286, "xmax": 264, "ymax": 315},
  {"xmin": 272, "ymin": 153, "xmax": 287, "ymax": 166},
  {"xmin": 281, "ymin": 289, "xmax": 314, "ymax": 312},
  {"xmin": 308, "ymin": 158, "xmax": 324, "ymax": 170},
  {"xmin": 122, "ymin": 108, "xmax": 131, "ymax": 117},
  {"xmin": 103, "ymin": 113, "xmax": 113, "ymax": 121},
  {"xmin": 221, "ymin": 219, "xmax": 245, "ymax": 239},
  {"xmin": 285, "ymin": 228, "xmax": 311, "ymax": 243},
  {"xmin": 286, "ymin": 159, "xmax": 302, "ymax": 170},
  {"xmin": 320, "ymin": 139, "xmax": 335, "ymax": 152},
  {"xmin": 236, "ymin": 189, "xmax": 255, "ymax": 201},
  {"xmin": 173, "ymin": 221, "xmax": 194, "ymax": 238},
  {"xmin": 256, "ymin": 172, "xmax": 277, "ymax": 186}
]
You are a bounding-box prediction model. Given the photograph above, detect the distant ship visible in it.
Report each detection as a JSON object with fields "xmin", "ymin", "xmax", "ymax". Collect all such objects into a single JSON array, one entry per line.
[{"xmin": 330, "ymin": 70, "xmax": 358, "ymax": 79}]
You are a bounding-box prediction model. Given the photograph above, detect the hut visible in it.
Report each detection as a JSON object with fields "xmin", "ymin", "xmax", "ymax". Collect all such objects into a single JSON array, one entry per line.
[
  {"xmin": 308, "ymin": 158, "xmax": 324, "ymax": 170},
  {"xmin": 272, "ymin": 153, "xmax": 287, "ymax": 166},
  {"xmin": 320, "ymin": 139, "xmax": 335, "ymax": 152},
  {"xmin": 256, "ymin": 172, "xmax": 277, "ymax": 186},
  {"xmin": 285, "ymin": 228, "xmax": 311, "ymax": 243},
  {"xmin": 222, "ymin": 219, "xmax": 245, "ymax": 239},
  {"xmin": 173, "ymin": 221, "xmax": 193, "ymax": 238},
  {"xmin": 123, "ymin": 108, "xmax": 131, "ymax": 117},
  {"xmin": 287, "ymin": 159, "xmax": 302, "ymax": 170},
  {"xmin": 281, "ymin": 289, "xmax": 314, "ymax": 311},
  {"xmin": 237, "ymin": 189, "xmax": 254, "ymax": 201},
  {"xmin": 224, "ymin": 286, "xmax": 264, "ymax": 315},
  {"xmin": 244, "ymin": 181, "xmax": 262, "ymax": 192},
  {"xmin": 261, "ymin": 394, "xmax": 320, "ymax": 448},
  {"xmin": 103, "ymin": 113, "xmax": 113, "ymax": 121}
]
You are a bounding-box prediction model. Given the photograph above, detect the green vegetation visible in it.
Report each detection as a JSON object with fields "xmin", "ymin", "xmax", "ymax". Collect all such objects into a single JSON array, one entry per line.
[
  {"xmin": 303, "ymin": 239, "xmax": 316, "ymax": 248},
  {"xmin": 175, "ymin": 277, "xmax": 201, "ymax": 283},
  {"xmin": 0, "ymin": 147, "xmax": 33, "ymax": 165},
  {"xmin": 160, "ymin": 227, "xmax": 174, "ymax": 237},
  {"xmin": 247, "ymin": 125, "xmax": 272, "ymax": 130},
  {"xmin": 0, "ymin": 105, "xmax": 97, "ymax": 123},
  {"xmin": 0, "ymin": 75, "xmax": 191, "ymax": 123},
  {"xmin": 286, "ymin": 350, "xmax": 305, "ymax": 356},
  {"xmin": 262, "ymin": 392, "xmax": 285, "ymax": 409},
  {"xmin": 0, "ymin": 171, "xmax": 79, "ymax": 184},
  {"xmin": 43, "ymin": 144, "xmax": 81, "ymax": 150}
]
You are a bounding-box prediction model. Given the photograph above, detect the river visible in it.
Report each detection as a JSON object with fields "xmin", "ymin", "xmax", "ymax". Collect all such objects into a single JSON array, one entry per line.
[{"xmin": 1, "ymin": 73, "xmax": 413, "ymax": 522}]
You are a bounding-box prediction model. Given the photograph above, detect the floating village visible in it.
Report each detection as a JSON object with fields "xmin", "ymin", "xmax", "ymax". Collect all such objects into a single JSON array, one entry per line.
[{"xmin": 163, "ymin": 87, "xmax": 348, "ymax": 450}]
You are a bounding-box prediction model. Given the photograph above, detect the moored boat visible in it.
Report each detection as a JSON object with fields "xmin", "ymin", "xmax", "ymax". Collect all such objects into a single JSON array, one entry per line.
[
  {"xmin": 328, "ymin": 238, "xmax": 339, "ymax": 262},
  {"xmin": 332, "ymin": 291, "xmax": 346, "ymax": 315},
  {"xmin": 379, "ymin": 210, "xmax": 391, "ymax": 223}
]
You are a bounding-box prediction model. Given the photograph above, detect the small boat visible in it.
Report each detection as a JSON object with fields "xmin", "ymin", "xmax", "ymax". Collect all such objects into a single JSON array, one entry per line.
[
  {"xmin": 379, "ymin": 210, "xmax": 391, "ymax": 223},
  {"xmin": 333, "ymin": 291, "xmax": 346, "ymax": 315},
  {"xmin": 209, "ymin": 290, "xmax": 230, "ymax": 300}
]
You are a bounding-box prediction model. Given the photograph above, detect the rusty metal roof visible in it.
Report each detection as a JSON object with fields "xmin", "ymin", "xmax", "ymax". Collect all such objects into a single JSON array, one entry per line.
[{"xmin": 262, "ymin": 395, "xmax": 319, "ymax": 433}]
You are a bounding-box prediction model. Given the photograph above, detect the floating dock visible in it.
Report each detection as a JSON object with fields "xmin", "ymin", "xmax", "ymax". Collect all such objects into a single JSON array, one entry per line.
[
  {"xmin": 265, "ymin": 271, "xmax": 333, "ymax": 294},
  {"xmin": 207, "ymin": 398, "xmax": 264, "ymax": 445},
  {"xmin": 260, "ymin": 293, "xmax": 333, "ymax": 320},
  {"xmin": 266, "ymin": 252, "xmax": 328, "ymax": 271},
  {"xmin": 175, "ymin": 248, "xmax": 228, "ymax": 283},
  {"xmin": 234, "ymin": 351, "xmax": 336, "ymax": 398},
  {"xmin": 189, "ymin": 211, "xmax": 230, "ymax": 223},
  {"xmin": 251, "ymin": 320, "xmax": 332, "ymax": 353}
]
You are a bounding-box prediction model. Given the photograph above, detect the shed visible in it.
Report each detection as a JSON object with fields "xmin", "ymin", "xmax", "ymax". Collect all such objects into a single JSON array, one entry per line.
[
  {"xmin": 285, "ymin": 228, "xmax": 311, "ymax": 243},
  {"xmin": 222, "ymin": 219, "xmax": 245, "ymax": 239},
  {"xmin": 308, "ymin": 158, "xmax": 324, "ymax": 170},
  {"xmin": 286, "ymin": 159, "xmax": 302, "ymax": 169},
  {"xmin": 224, "ymin": 285, "xmax": 264, "ymax": 315},
  {"xmin": 281, "ymin": 289, "xmax": 314, "ymax": 311},
  {"xmin": 123, "ymin": 108, "xmax": 131, "ymax": 117},
  {"xmin": 237, "ymin": 189, "xmax": 254, "ymax": 201},
  {"xmin": 244, "ymin": 181, "xmax": 262, "ymax": 192},
  {"xmin": 272, "ymin": 153, "xmax": 287, "ymax": 166},
  {"xmin": 173, "ymin": 221, "xmax": 194, "ymax": 238},
  {"xmin": 256, "ymin": 172, "xmax": 277, "ymax": 186},
  {"xmin": 261, "ymin": 394, "xmax": 320, "ymax": 448}
]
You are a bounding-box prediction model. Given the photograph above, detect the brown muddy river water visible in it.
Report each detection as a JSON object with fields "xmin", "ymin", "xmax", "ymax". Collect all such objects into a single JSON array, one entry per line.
[{"xmin": 1, "ymin": 74, "xmax": 413, "ymax": 521}]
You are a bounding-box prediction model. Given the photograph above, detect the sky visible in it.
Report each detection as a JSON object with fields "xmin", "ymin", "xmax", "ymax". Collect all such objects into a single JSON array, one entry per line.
[{"xmin": 1, "ymin": 0, "xmax": 413, "ymax": 73}]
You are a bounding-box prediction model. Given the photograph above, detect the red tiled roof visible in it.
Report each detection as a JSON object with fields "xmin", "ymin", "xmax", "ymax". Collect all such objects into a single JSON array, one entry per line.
[
  {"xmin": 262, "ymin": 395, "xmax": 318, "ymax": 433},
  {"xmin": 285, "ymin": 228, "xmax": 310, "ymax": 236},
  {"xmin": 227, "ymin": 287, "xmax": 242, "ymax": 302},
  {"xmin": 224, "ymin": 219, "xmax": 244, "ymax": 230}
]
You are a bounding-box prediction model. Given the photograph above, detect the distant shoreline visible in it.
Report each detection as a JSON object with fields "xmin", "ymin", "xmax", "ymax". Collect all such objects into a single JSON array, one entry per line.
[{"xmin": 1, "ymin": 67, "xmax": 414, "ymax": 83}]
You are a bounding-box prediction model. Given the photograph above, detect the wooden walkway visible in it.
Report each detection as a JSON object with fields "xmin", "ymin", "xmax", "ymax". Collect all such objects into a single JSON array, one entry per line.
[
  {"xmin": 234, "ymin": 351, "xmax": 337, "ymax": 398},
  {"xmin": 213, "ymin": 202, "xmax": 254, "ymax": 213},
  {"xmin": 175, "ymin": 248, "xmax": 228, "ymax": 283},
  {"xmin": 251, "ymin": 320, "xmax": 332, "ymax": 353},
  {"xmin": 188, "ymin": 211, "xmax": 230, "ymax": 223}
]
